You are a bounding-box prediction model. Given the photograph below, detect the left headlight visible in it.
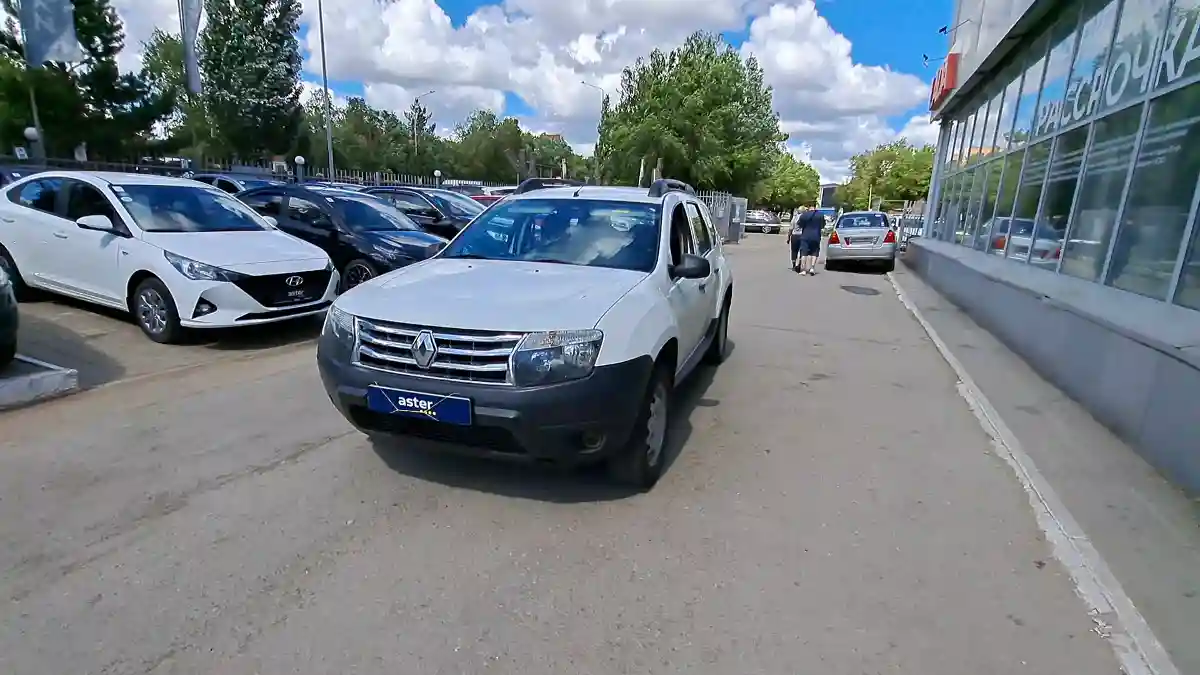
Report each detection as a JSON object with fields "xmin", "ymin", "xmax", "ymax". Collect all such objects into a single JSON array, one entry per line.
[
  {"xmin": 164, "ymin": 251, "xmax": 242, "ymax": 282},
  {"xmin": 511, "ymin": 329, "xmax": 603, "ymax": 387},
  {"xmin": 322, "ymin": 304, "xmax": 356, "ymax": 346}
]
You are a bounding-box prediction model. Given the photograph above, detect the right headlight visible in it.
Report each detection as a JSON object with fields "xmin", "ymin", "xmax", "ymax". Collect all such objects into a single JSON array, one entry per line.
[
  {"xmin": 511, "ymin": 329, "xmax": 603, "ymax": 387},
  {"xmin": 322, "ymin": 304, "xmax": 356, "ymax": 349}
]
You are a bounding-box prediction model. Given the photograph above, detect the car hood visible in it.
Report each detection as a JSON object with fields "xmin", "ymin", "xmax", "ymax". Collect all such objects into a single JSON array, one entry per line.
[
  {"xmin": 140, "ymin": 230, "xmax": 328, "ymax": 266},
  {"xmin": 335, "ymin": 258, "xmax": 648, "ymax": 331},
  {"xmin": 361, "ymin": 229, "xmax": 447, "ymax": 250}
]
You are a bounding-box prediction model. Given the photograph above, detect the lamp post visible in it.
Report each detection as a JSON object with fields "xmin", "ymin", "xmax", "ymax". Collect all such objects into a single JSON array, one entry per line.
[
  {"xmin": 316, "ymin": 0, "xmax": 335, "ymax": 175},
  {"xmin": 294, "ymin": 155, "xmax": 306, "ymax": 183},
  {"xmin": 411, "ymin": 90, "xmax": 435, "ymax": 158},
  {"xmin": 23, "ymin": 127, "xmax": 43, "ymax": 163},
  {"xmin": 581, "ymin": 81, "xmax": 608, "ymax": 183},
  {"xmin": 433, "ymin": 168, "xmax": 442, "ymax": 187}
]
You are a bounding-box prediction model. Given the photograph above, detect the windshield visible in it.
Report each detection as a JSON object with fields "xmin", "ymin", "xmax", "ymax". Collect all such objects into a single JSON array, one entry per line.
[
  {"xmin": 332, "ymin": 196, "xmax": 420, "ymax": 232},
  {"xmin": 424, "ymin": 189, "xmax": 484, "ymax": 218},
  {"xmin": 116, "ymin": 184, "xmax": 271, "ymax": 233},
  {"xmin": 837, "ymin": 213, "xmax": 889, "ymax": 228},
  {"xmin": 440, "ymin": 198, "xmax": 662, "ymax": 272},
  {"xmin": 237, "ymin": 178, "xmax": 281, "ymax": 190}
]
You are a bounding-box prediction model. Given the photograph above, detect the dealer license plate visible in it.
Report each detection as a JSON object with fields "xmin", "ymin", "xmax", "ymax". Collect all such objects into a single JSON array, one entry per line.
[{"xmin": 364, "ymin": 386, "xmax": 473, "ymax": 425}]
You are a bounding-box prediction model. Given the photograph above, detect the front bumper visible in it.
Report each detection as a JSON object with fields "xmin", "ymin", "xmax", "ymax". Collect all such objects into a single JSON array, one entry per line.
[
  {"xmin": 826, "ymin": 243, "xmax": 896, "ymax": 261},
  {"xmin": 317, "ymin": 344, "xmax": 654, "ymax": 465},
  {"xmin": 175, "ymin": 270, "xmax": 340, "ymax": 328}
]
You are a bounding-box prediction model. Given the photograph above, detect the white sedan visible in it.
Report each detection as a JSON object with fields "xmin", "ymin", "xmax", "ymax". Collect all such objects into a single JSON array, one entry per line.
[{"xmin": 0, "ymin": 171, "xmax": 338, "ymax": 343}]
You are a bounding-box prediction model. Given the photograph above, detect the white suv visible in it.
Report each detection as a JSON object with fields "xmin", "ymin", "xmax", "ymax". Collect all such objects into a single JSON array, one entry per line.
[{"xmin": 317, "ymin": 178, "xmax": 734, "ymax": 489}]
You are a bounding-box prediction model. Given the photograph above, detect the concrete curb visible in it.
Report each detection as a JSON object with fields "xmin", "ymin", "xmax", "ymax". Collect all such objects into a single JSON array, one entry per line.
[
  {"xmin": 0, "ymin": 355, "xmax": 80, "ymax": 411},
  {"xmin": 887, "ymin": 271, "xmax": 1180, "ymax": 675}
]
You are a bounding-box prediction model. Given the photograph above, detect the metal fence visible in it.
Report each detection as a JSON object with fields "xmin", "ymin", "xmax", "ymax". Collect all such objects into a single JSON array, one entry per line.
[{"xmin": 697, "ymin": 190, "xmax": 740, "ymax": 243}]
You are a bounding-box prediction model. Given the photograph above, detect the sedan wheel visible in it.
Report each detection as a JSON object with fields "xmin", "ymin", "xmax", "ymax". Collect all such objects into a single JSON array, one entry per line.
[
  {"xmin": 133, "ymin": 278, "xmax": 184, "ymax": 344},
  {"xmin": 341, "ymin": 260, "xmax": 377, "ymax": 291}
]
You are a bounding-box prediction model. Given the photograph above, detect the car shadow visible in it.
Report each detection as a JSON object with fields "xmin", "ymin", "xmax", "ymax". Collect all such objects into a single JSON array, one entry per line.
[
  {"xmin": 367, "ymin": 351, "xmax": 725, "ymax": 503},
  {"xmin": 9, "ymin": 312, "xmax": 126, "ymax": 387}
]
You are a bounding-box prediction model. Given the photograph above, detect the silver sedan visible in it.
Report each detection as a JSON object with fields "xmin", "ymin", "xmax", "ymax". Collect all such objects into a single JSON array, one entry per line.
[{"xmin": 824, "ymin": 211, "xmax": 898, "ymax": 272}]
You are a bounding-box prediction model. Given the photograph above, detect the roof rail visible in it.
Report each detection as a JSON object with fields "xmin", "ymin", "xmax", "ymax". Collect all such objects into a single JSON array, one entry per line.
[
  {"xmin": 647, "ymin": 178, "xmax": 695, "ymax": 198},
  {"xmin": 511, "ymin": 177, "xmax": 585, "ymax": 195}
]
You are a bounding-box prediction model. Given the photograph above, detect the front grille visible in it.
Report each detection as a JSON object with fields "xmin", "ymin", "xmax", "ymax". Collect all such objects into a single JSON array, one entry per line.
[
  {"xmin": 349, "ymin": 408, "xmax": 525, "ymax": 454},
  {"xmin": 233, "ymin": 269, "xmax": 332, "ymax": 308},
  {"xmin": 355, "ymin": 318, "xmax": 523, "ymax": 385}
]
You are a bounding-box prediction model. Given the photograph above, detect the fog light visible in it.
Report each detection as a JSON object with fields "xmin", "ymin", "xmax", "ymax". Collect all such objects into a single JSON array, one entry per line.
[
  {"xmin": 193, "ymin": 299, "xmax": 217, "ymax": 318},
  {"xmin": 580, "ymin": 431, "xmax": 607, "ymax": 453}
]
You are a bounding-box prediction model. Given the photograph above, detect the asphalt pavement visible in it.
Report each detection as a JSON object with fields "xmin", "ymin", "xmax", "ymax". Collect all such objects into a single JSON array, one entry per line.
[{"xmin": 0, "ymin": 235, "xmax": 1122, "ymax": 674}]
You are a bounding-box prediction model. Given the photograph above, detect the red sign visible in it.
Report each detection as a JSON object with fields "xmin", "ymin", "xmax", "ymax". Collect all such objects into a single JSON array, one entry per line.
[{"xmin": 929, "ymin": 53, "xmax": 960, "ymax": 111}]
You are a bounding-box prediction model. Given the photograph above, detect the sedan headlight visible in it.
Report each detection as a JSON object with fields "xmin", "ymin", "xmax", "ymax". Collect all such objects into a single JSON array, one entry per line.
[
  {"xmin": 322, "ymin": 304, "xmax": 356, "ymax": 346},
  {"xmin": 164, "ymin": 251, "xmax": 242, "ymax": 282},
  {"xmin": 511, "ymin": 329, "xmax": 602, "ymax": 387}
]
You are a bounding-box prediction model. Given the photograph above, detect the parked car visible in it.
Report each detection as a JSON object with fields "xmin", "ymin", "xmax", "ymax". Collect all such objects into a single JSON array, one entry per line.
[
  {"xmin": 304, "ymin": 181, "xmax": 367, "ymax": 192},
  {"xmin": 187, "ymin": 172, "xmax": 285, "ymax": 194},
  {"xmin": 0, "ymin": 166, "xmax": 38, "ymax": 188},
  {"xmin": 825, "ymin": 210, "xmax": 897, "ymax": 272},
  {"xmin": 744, "ymin": 209, "xmax": 781, "ymax": 234},
  {"xmin": 361, "ymin": 185, "xmax": 484, "ymax": 239},
  {"xmin": 484, "ymin": 185, "xmax": 519, "ymax": 197},
  {"xmin": 236, "ymin": 184, "xmax": 448, "ymax": 291},
  {"xmin": 0, "ymin": 263, "xmax": 16, "ymax": 369},
  {"xmin": 0, "ymin": 171, "xmax": 338, "ymax": 343},
  {"xmin": 316, "ymin": 177, "xmax": 733, "ymax": 490},
  {"xmin": 994, "ymin": 219, "xmax": 1064, "ymax": 267}
]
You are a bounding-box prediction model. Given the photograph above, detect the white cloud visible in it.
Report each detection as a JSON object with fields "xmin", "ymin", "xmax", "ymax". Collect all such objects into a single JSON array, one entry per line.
[{"xmin": 101, "ymin": 0, "xmax": 937, "ymax": 184}]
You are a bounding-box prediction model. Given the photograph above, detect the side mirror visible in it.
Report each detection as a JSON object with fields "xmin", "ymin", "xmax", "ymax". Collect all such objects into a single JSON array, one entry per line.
[
  {"xmin": 76, "ymin": 214, "xmax": 120, "ymax": 234},
  {"xmin": 426, "ymin": 241, "xmax": 446, "ymax": 257},
  {"xmin": 262, "ymin": 215, "xmax": 278, "ymax": 227},
  {"xmin": 671, "ymin": 253, "xmax": 711, "ymax": 280}
]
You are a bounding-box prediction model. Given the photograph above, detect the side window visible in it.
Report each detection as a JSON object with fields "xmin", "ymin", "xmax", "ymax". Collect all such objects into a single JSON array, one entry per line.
[
  {"xmin": 191, "ymin": 176, "xmax": 214, "ymax": 185},
  {"xmin": 287, "ymin": 197, "xmax": 334, "ymax": 230},
  {"xmin": 11, "ymin": 178, "xmax": 64, "ymax": 215},
  {"xmin": 386, "ymin": 191, "xmax": 434, "ymax": 212},
  {"xmin": 216, "ymin": 179, "xmax": 240, "ymax": 194},
  {"xmin": 683, "ymin": 201, "xmax": 713, "ymax": 254},
  {"xmin": 64, "ymin": 181, "xmax": 118, "ymax": 222},
  {"xmin": 242, "ymin": 192, "xmax": 283, "ymax": 216},
  {"xmin": 668, "ymin": 203, "xmax": 695, "ymax": 267}
]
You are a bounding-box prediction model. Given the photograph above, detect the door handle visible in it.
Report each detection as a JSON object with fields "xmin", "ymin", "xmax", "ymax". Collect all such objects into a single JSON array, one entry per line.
[
  {"xmin": 698, "ymin": 281, "xmax": 708, "ymax": 292},
  {"xmin": 53, "ymin": 232, "xmax": 69, "ymax": 239}
]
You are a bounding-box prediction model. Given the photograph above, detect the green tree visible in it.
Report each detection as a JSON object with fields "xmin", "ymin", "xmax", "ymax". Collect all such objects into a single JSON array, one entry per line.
[
  {"xmin": 139, "ymin": 29, "xmax": 214, "ymax": 156},
  {"xmin": 839, "ymin": 139, "xmax": 935, "ymax": 209},
  {"xmin": 200, "ymin": 0, "xmax": 304, "ymax": 158},
  {"xmin": 0, "ymin": 0, "xmax": 173, "ymax": 158},
  {"xmin": 452, "ymin": 109, "xmax": 525, "ymax": 182},
  {"xmin": 598, "ymin": 31, "xmax": 785, "ymax": 194},
  {"xmin": 757, "ymin": 152, "xmax": 820, "ymax": 211}
]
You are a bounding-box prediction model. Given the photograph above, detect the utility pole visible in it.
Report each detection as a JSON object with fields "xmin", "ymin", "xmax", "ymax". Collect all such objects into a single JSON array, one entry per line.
[
  {"xmin": 410, "ymin": 90, "xmax": 435, "ymax": 160},
  {"xmin": 317, "ymin": 0, "xmax": 335, "ymax": 175}
]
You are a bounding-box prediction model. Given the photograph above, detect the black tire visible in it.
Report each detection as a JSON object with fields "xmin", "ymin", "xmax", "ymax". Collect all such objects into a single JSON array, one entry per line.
[
  {"xmin": 131, "ymin": 277, "xmax": 185, "ymax": 344},
  {"xmin": 340, "ymin": 259, "xmax": 378, "ymax": 292},
  {"xmin": 704, "ymin": 294, "xmax": 731, "ymax": 365},
  {"xmin": 824, "ymin": 259, "xmax": 837, "ymax": 272},
  {"xmin": 608, "ymin": 364, "xmax": 672, "ymax": 491},
  {"xmin": 0, "ymin": 246, "xmax": 32, "ymax": 301},
  {"xmin": 0, "ymin": 339, "xmax": 14, "ymax": 370},
  {"xmin": 882, "ymin": 258, "xmax": 895, "ymax": 273}
]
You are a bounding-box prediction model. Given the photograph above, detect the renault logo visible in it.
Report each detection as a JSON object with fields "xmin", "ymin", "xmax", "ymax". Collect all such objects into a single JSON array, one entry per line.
[
  {"xmin": 285, "ymin": 275, "xmax": 305, "ymax": 287},
  {"xmin": 411, "ymin": 330, "xmax": 438, "ymax": 370}
]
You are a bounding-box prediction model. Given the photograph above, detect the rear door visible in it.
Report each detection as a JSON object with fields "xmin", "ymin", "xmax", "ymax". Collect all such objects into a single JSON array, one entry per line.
[{"xmin": 2, "ymin": 177, "xmax": 68, "ymax": 287}]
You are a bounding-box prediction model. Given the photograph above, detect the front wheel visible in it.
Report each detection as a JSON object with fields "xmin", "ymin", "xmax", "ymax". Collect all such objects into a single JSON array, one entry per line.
[
  {"xmin": 608, "ymin": 365, "xmax": 671, "ymax": 490},
  {"xmin": 133, "ymin": 277, "xmax": 184, "ymax": 344},
  {"xmin": 704, "ymin": 296, "xmax": 731, "ymax": 365},
  {"xmin": 340, "ymin": 259, "xmax": 378, "ymax": 292}
]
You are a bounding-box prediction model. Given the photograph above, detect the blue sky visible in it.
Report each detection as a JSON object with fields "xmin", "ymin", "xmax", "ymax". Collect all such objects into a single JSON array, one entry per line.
[{"xmin": 130, "ymin": 0, "xmax": 955, "ymax": 180}]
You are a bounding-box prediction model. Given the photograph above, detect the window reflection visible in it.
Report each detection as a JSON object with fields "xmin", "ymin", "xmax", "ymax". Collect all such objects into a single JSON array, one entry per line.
[
  {"xmin": 995, "ymin": 70, "xmax": 1024, "ymax": 152},
  {"xmin": 1062, "ymin": 0, "xmax": 1121, "ymax": 128},
  {"xmin": 1153, "ymin": 0, "xmax": 1200, "ymax": 90},
  {"xmin": 1060, "ymin": 105, "xmax": 1141, "ymax": 280},
  {"xmin": 1012, "ymin": 38, "xmax": 1050, "ymax": 148},
  {"xmin": 1108, "ymin": 86, "xmax": 1200, "ymax": 299},
  {"xmin": 1020, "ymin": 127, "xmax": 1085, "ymax": 267},
  {"xmin": 978, "ymin": 151, "xmax": 1027, "ymax": 254},
  {"xmin": 1008, "ymin": 140, "xmax": 1052, "ymax": 259},
  {"xmin": 1103, "ymin": 0, "xmax": 1171, "ymax": 112},
  {"xmin": 1034, "ymin": 15, "xmax": 1083, "ymax": 138}
]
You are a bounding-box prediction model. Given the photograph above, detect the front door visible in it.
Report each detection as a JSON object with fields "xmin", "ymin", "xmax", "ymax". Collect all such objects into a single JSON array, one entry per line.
[
  {"xmin": 683, "ymin": 201, "xmax": 721, "ymax": 329},
  {"xmin": 56, "ymin": 179, "xmax": 127, "ymax": 302},
  {"xmin": 665, "ymin": 202, "xmax": 709, "ymax": 369}
]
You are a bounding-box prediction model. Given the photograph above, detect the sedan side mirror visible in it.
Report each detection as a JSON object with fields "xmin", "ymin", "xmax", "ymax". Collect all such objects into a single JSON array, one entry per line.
[
  {"xmin": 670, "ymin": 253, "xmax": 711, "ymax": 279},
  {"xmin": 76, "ymin": 214, "xmax": 122, "ymax": 235}
]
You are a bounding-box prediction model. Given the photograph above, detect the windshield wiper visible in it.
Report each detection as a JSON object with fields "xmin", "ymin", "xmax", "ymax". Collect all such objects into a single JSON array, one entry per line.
[
  {"xmin": 526, "ymin": 257, "xmax": 572, "ymax": 265},
  {"xmin": 443, "ymin": 253, "xmax": 490, "ymax": 260}
]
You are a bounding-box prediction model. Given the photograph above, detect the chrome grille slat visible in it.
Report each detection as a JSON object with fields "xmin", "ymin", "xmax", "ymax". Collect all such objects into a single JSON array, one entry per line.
[{"xmin": 355, "ymin": 318, "xmax": 523, "ymax": 385}]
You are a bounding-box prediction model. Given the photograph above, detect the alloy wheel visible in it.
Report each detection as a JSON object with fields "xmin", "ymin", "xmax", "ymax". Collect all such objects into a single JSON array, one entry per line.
[
  {"xmin": 137, "ymin": 289, "xmax": 168, "ymax": 335},
  {"xmin": 344, "ymin": 263, "xmax": 374, "ymax": 289},
  {"xmin": 645, "ymin": 381, "xmax": 668, "ymax": 467}
]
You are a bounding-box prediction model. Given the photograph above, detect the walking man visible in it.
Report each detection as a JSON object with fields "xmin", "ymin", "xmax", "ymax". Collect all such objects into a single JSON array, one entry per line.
[{"xmin": 789, "ymin": 206, "xmax": 824, "ymax": 275}]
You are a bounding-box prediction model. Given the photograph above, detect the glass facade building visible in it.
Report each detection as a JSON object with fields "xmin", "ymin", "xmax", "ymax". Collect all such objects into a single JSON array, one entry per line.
[{"xmin": 928, "ymin": 0, "xmax": 1200, "ymax": 312}]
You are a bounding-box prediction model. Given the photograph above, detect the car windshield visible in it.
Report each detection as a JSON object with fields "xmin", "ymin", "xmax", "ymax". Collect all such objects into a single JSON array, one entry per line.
[
  {"xmin": 331, "ymin": 195, "xmax": 421, "ymax": 232},
  {"xmin": 838, "ymin": 213, "xmax": 888, "ymax": 228},
  {"xmin": 423, "ymin": 189, "xmax": 484, "ymax": 218},
  {"xmin": 237, "ymin": 178, "xmax": 281, "ymax": 190},
  {"xmin": 115, "ymin": 184, "xmax": 271, "ymax": 233},
  {"xmin": 440, "ymin": 198, "xmax": 662, "ymax": 272}
]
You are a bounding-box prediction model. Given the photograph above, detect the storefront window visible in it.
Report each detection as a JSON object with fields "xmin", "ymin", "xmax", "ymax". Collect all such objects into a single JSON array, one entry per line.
[
  {"xmin": 1061, "ymin": 0, "xmax": 1122, "ymax": 129},
  {"xmin": 959, "ymin": 110, "xmax": 978, "ymax": 167},
  {"xmin": 968, "ymin": 101, "xmax": 990, "ymax": 166},
  {"xmin": 980, "ymin": 89, "xmax": 1005, "ymax": 158},
  {"xmin": 1154, "ymin": 0, "xmax": 1200, "ymax": 90},
  {"xmin": 1007, "ymin": 139, "xmax": 1053, "ymax": 259},
  {"xmin": 981, "ymin": 150, "xmax": 1027, "ymax": 254},
  {"xmin": 1108, "ymin": 85, "xmax": 1200, "ymax": 299},
  {"xmin": 1020, "ymin": 126, "xmax": 1087, "ymax": 268},
  {"xmin": 1012, "ymin": 38, "xmax": 1050, "ymax": 149},
  {"xmin": 1060, "ymin": 105, "xmax": 1141, "ymax": 280},
  {"xmin": 939, "ymin": 174, "xmax": 965, "ymax": 241},
  {"xmin": 1102, "ymin": 0, "xmax": 1171, "ymax": 112},
  {"xmin": 949, "ymin": 119, "xmax": 965, "ymax": 167},
  {"xmin": 960, "ymin": 167, "xmax": 988, "ymax": 244},
  {"xmin": 996, "ymin": 70, "xmax": 1024, "ymax": 151},
  {"xmin": 1034, "ymin": 13, "xmax": 1083, "ymax": 138},
  {"xmin": 945, "ymin": 120, "xmax": 962, "ymax": 167},
  {"xmin": 973, "ymin": 158, "xmax": 1006, "ymax": 249}
]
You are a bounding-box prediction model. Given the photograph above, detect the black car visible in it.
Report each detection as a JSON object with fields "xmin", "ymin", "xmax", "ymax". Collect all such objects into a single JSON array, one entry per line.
[
  {"xmin": 0, "ymin": 263, "xmax": 17, "ymax": 370},
  {"xmin": 360, "ymin": 185, "xmax": 486, "ymax": 239},
  {"xmin": 0, "ymin": 166, "xmax": 38, "ymax": 188},
  {"xmin": 188, "ymin": 172, "xmax": 285, "ymax": 194},
  {"xmin": 236, "ymin": 185, "xmax": 448, "ymax": 291}
]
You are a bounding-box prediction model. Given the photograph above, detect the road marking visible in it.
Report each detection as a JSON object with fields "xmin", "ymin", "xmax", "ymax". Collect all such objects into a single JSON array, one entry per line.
[{"xmin": 887, "ymin": 271, "xmax": 1180, "ymax": 675}]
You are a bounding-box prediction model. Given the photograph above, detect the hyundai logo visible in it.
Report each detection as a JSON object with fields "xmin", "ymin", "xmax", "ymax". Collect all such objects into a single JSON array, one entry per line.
[
  {"xmin": 285, "ymin": 275, "xmax": 304, "ymax": 287},
  {"xmin": 411, "ymin": 330, "xmax": 438, "ymax": 370}
]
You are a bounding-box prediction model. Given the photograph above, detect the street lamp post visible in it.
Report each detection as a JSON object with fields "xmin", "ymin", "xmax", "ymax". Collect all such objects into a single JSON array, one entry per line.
[
  {"xmin": 294, "ymin": 155, "xmax": 306, "ymax": 183},
  {"xmin": 411, "ymin": 90, "xmax": 435, "ymax": 157},
  {"xmin": 316, "ymin": 0, "xmax": 336, "ymax": 176},
  {"xmin": 23, "ymin": 127, "xmax": 43, "ymax": 163},
  {"xmin": 581, "ymin": 81, "xmax": 608, "ymax": 183}
]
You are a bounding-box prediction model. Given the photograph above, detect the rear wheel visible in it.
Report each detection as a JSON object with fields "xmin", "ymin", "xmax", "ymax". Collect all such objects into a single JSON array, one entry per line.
[
  {"xmin": 882, "ymin": 258, "xmax": 895, "ymax": 273},
  {"xmin": 0, "ymin": 246, "xmax": 31, "ymax": 300},
  {"xmin": 132, "ymin": 277, "xmax": 184, "ymax": 344},
  {"xmin": 0, "ymin": 339, "xmax": 15, "ymax": 370},
  {"xmin": 341, "ymin": 259, "xmax": 378, "ymax": 292},
  {"xmin": 608, "ymin": 364, "xmax": 671, "ymax": 490}
]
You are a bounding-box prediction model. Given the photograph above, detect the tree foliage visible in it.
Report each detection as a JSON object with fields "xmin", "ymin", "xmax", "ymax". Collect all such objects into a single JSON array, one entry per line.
[
  {"xmin": 597, "ymin": 31, "xmax": 785, "ymax": 194},
  {"xmin": 0, "ymin": 0, "xmax": 173, "ymax": 158},
  {"xmin": 756, "ymin": 151, "xmax": 820, "ymax": 211},
  {"xmin": 835, "ymin": 140, "xmax": 935, "ymax": 210}
]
